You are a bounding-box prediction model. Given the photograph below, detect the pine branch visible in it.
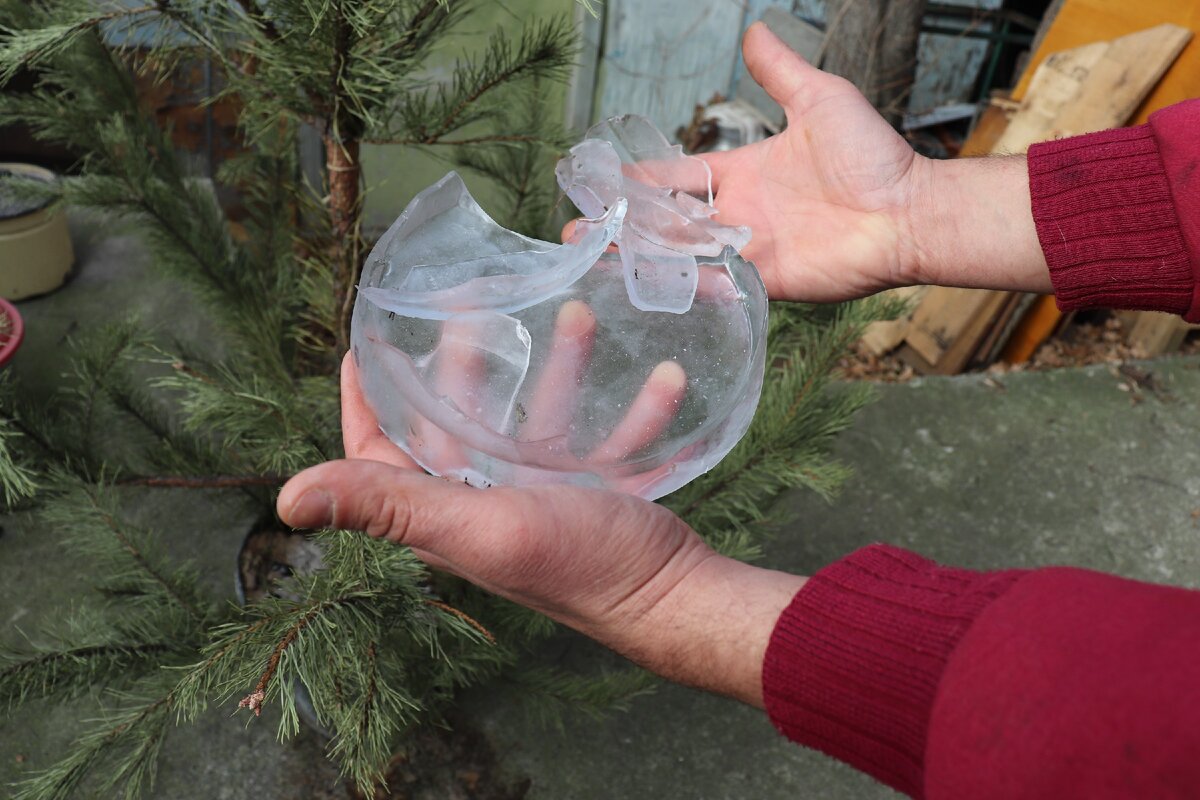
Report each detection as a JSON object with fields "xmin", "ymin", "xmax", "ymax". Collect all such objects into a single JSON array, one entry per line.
[
  {"xmin": 0, "ymin": 430, "xmax": 38, "ymax": 505},
  {"xmin": 238, "ymin": 599, "xmax": 328, "ymax": 716},
  {"xmin": 664, "ymin": 298, "xmax": 900, "ymax": 541},
  {"xmin": 152, "ymin": 358, "xmax": 334, "ymax": 474},
  {"xmin": 431, "ymin": 22, "xmax": 568, "ymax": 139},
  {"xmin": 471, "ymin": 594, "xmax": 559, "ymax": 642},
  {"xmin": 45, "ymin": 478, "xmax": 212, "ymax": 626},
  {"xmin": 229, "ymin": 0, "xmax": 279, "ymax": 41},
  {"xmin": 325, "ymin": 638, "xmax": 424, "ymax": 795},
  {"xmin": 446, "ymin": 83, "xmax": 570, "ymax": 238},
  {"xmin": 8, "ymin": 415, "xmax": 53, "ymax": 458},
  {"xmin": 395, "ymin": 16, "xmax": 575, "ymax": 145},
  {"xmin": 1, "ymin": 640, "xmax": 173, "ymax": 708},
  {"xmin": 99, "ymin": 377, "xmax": 264, "ymax": 495},
  {"xmin": 356, "ymin": 640, "xmax": 377, "ymax": 739},
  {"xmin": 80, "ymin": 484, "xmax": 206, "ymax": 624},
  {"xmin": 506, "ymin": 665, "xmax": 659, "ymax": 730},
  {"xmin": 423, "ymin": 599, "xmax": 495, "ymax": 644},
  {"xmin": 75, "ymin": 323, "xmax": 141, "ymax": 455},
  {"xmin": 389, "ymin": 0, "xmax": 444, "ymax": 61},
  {"xmin": 0, "ymin": 3, "xmax": 158, "ymax": 84},
  {"xmin": 672, "ymin": 353, "xmax": 830, "ymax": 522},
  {"xmin": 12, "ymin": 688, "xmax": 175, "ymax": 800},
  {"xmin": 364, "ymin": 133, "xmax": 541, "ymax": 146},
  {"xmin": 115, "ymin": 475, "xmax": 287, "ymax": 489},
  {"xmin": 126, "ymin": 190, "xmax": 228, "ymax": 293},
  {"xmin": 174, "ymin": 589, "xmax": 380, "ymax": 721},
  {"xmin": 0, "ymin": 374, "xmax": 40, "ymax": 505}
]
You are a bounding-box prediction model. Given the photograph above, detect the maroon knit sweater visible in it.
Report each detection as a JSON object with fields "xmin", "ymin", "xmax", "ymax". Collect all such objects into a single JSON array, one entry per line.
[{"xmin": 762, "ymin": 100, "xmax": 1200, "ymax": 799}]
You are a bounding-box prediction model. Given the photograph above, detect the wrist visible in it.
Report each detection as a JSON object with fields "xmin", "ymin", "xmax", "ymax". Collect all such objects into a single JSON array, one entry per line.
[
  {"xmin": 904, "ymin": 154, "xmax": 1051, "ymax": 293},
  {"xmin": 611, "ymin": 552, "xmax": 807, "ymax": 708},
  {"xmin": 893, "ymin": 153, "xmax": 938, "ymax": 290}
]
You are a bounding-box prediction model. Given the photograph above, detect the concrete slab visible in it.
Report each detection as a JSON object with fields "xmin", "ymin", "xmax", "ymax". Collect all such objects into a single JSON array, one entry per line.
[{"xmin": 773, "ymin": 361, "xmax": 1200, "ymax": 584}]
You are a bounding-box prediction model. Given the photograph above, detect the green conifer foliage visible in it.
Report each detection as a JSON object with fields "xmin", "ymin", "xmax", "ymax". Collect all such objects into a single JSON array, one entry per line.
[{"xmin": 0, "ymin": 2, "xmax": 900, "ymax": 796}]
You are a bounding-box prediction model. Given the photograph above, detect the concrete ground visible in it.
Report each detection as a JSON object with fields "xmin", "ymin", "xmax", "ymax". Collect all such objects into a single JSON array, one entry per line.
[{"xmin": 3, "ymin": 222, "xmax": 1199, "ymax": 798}]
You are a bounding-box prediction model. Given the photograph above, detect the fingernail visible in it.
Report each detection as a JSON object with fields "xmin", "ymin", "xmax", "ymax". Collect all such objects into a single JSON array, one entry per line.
[
  {"xmin": 749, "ymin": 20, "xmax": 782, "ymax": 45},
  {"xmin": 556, "ymin": 300, "xmax": 596, "ymax": 338},
  {"xmin": 649, "ymin": 360, "xmax": 687, "ymax": 391},
  {"xmin": 288, "ymin": 490, "xmax": 334, "ymax": 529}
]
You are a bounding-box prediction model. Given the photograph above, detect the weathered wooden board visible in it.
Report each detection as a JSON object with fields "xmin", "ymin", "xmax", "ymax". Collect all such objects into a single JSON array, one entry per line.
[
  {"xmin": 860, "ymin": 286, "xmax": 929, "ymax": 356},
  {"xmin": 990, "ymin": 42, "xmax": 1108, "ymax": 153},
  {"xmin": 905, "ymin": 288, "xmax": 1009, "ymax": 373},
  {"xmin": 1010, "ymin": 0, "xmax": 1200, "ymax": 126},
  {"xmin": 1125, "ymin": 313, "xmax": 1200, "ymax": 357},
  {"xmin": 996, "ymin": 24, "xmax": 1190, "ymax": 152},
  {"xmin": 897, "ymin": 288, "xmax": 1009, "ymax": 374},
  {"xmin": 1049, "ymin": 24, "xmax": 1192, "ymax": 137},
  {"xmin": 972, "ymin": 292, "xmax": 1037, "ymax": 367}
]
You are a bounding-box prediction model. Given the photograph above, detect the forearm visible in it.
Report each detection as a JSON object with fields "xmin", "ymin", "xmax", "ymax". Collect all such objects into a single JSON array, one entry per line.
[
  {"xmin": 905, "ymin": 154, "xmax": 1052, "ymax": 294},
  {"xmin": 903, "ymin": 102, "xmax": 1200, "ymax": 312},
  {"xmin": 601, "ymin": 554, "xmax": 807, "ymax": 709}
]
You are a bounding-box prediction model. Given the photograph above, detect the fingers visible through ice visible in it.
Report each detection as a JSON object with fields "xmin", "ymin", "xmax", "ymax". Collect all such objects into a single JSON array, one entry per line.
[{"xmin": 430, "ymin": 311, "xmax": 532, "ymax": 433}]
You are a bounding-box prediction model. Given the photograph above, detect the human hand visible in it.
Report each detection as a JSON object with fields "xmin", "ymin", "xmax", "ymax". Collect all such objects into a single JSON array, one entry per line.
[
  {"xmin": 280, "ymin": 339, "xmax": 806, "ymax": 707},
  {"xmin": 700, "ymin": 21, "xmax": 926, "ymax": 302},
  {"xmin": 701, "ymin": 23, "xmax": 1050, "ymax": 301}
]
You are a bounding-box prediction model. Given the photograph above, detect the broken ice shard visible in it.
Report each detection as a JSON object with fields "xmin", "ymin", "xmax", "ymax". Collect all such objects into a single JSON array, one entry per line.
[
  {"xmin": 360, "ymin": 172, "xmax": 625, "ymax": 320},
  {"xmin": 351, "ymin": 115, "xmax": 768, "ymax": 499},
  {"xmin": 555, "ymin": 115, "xmax": 751, "ymax": 313}
]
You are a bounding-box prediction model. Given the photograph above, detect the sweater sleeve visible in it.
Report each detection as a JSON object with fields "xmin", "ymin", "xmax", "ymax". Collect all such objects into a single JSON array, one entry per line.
[
  {"xmin": 762, "ymin": 545, "xmax": 1200, "ymax": 799},
  {"xmin": 760, "ymin": 544, "xmax": 1027, "ymax": 797},
  {"xmin": 1029, "ymin": 99, "xmax": 1200, "ymax": 321}
]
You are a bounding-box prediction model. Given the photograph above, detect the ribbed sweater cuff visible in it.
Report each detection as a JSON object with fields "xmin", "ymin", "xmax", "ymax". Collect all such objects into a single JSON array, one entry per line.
[
  {"xmin": 761, "ymin": 544, "xmax": 1027, "ymax": 799},
  {"xmin": 1029, "ymin": 124, "xmax": 1194, "ymax": 317}
]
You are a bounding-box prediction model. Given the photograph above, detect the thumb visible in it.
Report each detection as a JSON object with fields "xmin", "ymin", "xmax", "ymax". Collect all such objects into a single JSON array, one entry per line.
[
  {"xmin": 277, "ymin": 459, "xmax": 477, "ymax": 549},
  {"xmin": 742, "ymin": 20, "xmax": 843, "ymax": 115}
]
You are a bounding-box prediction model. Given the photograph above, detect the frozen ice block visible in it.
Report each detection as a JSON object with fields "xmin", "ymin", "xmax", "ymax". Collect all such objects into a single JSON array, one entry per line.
[{"xmin": 351, "ymin": 115, "xmax": 767, "ymax": 499}]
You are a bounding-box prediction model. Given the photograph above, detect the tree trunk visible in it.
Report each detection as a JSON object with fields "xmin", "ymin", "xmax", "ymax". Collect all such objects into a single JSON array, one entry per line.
[
  {"xmin": 822, "ymin": 0, "xmax": 927, "ymax": 128},
  {"xmin": 326, "ymin": 135, "xmax": 361, "ymax": 354}
]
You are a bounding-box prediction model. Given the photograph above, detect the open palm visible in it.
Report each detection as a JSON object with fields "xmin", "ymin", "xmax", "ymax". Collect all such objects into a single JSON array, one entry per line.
[{"xmin": 702, "ymin": 22, "xmax": 926, "ymax": 303}]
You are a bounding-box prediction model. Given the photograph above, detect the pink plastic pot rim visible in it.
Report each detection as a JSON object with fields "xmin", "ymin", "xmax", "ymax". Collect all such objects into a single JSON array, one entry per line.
[{"xmin": 0, "ymin": 296, "xmax": 26, "ymax": 367}]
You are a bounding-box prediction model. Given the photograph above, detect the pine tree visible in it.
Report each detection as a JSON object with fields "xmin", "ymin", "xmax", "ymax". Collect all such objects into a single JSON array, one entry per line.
[{"xmin": 0, "ymin": 2, "xmax": 900, "ymax": 797}]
